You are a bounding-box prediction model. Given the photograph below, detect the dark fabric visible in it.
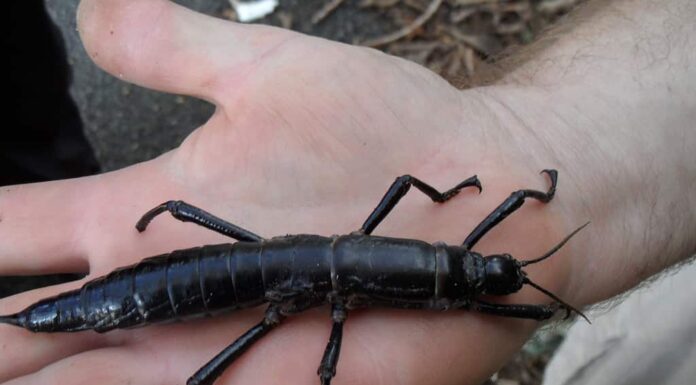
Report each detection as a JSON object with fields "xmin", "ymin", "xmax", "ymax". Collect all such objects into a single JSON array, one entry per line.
[{"xmin": 1, "ymin": 0, "xmax": 100, "ymax": 185}]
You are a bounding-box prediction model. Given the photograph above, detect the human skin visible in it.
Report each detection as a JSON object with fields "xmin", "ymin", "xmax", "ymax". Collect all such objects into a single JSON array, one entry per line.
[{"xmin": 0, "ymin": 0, "xmax": 693, "ymax": 384}]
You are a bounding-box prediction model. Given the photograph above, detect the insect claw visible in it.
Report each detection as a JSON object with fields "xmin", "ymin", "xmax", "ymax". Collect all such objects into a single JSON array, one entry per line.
[
  {"xmin": 557, "ymin": 302, "xmax": 591, "ymax": 324},
  {"xmin": 455, "ymin": 175, "xmax": 482, "ymax": 194},
  {"xmin": 562, "ymin": 305, "xmax": 572, "ymax": 320},
  {"xmin": 135, "ymin": 202, "xmax": 171, "ymax": 232}
]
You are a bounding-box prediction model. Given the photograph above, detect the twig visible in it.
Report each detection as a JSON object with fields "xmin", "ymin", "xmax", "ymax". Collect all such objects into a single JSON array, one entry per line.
[
  {"xmin": 312, "ymin": 0, "xmax": 347, "ymax": 25},
  {"xmin": 450, "ymin": 0, "xmax": 498, "ymax": 5},
  {"xmin": 445, "ymin": 25, "xmax": 503, "ymax": 55},
  {"xmin": 361, "ymin": 0, "xmax": 443, "ymax": 48}
]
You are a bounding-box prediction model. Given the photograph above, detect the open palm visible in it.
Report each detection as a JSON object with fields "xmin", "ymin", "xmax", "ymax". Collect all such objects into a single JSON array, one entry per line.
[{"xmin": 0, "ymin": 1, "xmax": 571, "ymax": 384}]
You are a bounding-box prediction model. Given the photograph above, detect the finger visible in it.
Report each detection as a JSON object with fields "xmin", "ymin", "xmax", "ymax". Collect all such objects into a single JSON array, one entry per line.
[
  {"xmin": 0, "ymin": 179, "xmax": 93, "ymax": 274},
  {"xmin": 77, "ymin": 0, "xmax": 296, "ymax": 102},
  {"xmin": 0, "ymin": 159, "xmax": 232, "ymax": 276},
  {"xmin": 4, "ymin": 347, "xmax": 166, "ymax": 385},
  {"xmin": 2, "ymin": 309, "xmax": 268, "ymax": 385}
]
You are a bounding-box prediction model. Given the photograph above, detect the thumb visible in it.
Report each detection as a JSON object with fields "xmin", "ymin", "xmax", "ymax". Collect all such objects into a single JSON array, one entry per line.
[{"xmin": 77, "ymin": 0, "xmax": 293, "ymax": 103}]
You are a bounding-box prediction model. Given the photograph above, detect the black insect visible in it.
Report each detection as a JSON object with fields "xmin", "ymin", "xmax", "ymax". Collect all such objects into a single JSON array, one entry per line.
[{"xmin": 1, "ymin": 170, "xmax": 588, "ymax": 385}]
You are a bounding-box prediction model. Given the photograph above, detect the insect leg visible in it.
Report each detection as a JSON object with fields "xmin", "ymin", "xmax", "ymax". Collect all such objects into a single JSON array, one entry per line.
[
  {"xmin": 135, "ymin": 200, "xmax": 264, "ymax": 242},
  {"xmin": 472, "ymin": 300, "xmax": 557, "ymax": 321},
  {"xmin": 317, "ymin": 303, "xmax": 347, "ymax": 385},
  {"xmin": 360, "ymin": 175, "xmax": 481, "ymax": 235},
  {"xmin": 187, "ymin": 306, "xmax": 283, "ymax": 385},
  {"xmin": 462, "ymin": 169, "xmax": 557, "ymax": 249}
]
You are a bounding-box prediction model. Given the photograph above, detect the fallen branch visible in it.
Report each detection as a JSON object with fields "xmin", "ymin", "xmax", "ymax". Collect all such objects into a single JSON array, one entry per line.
[
  {"xmin": 312, "ymin": 0, "xmax": 347, "ymax": 24},
  {"xmin": 361, "ymin": 0, "xmax": 443, "ymax": 48}
]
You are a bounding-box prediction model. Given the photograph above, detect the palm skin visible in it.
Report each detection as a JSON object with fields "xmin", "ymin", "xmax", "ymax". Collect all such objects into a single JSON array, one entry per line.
[{"xmin": 0, "ymin": 1, "xmax": 574, "ymax": 384}]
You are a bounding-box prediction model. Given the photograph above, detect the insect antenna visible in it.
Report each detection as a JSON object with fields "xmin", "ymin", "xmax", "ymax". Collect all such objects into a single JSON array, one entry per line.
[
  {"xmin": 519, "ymin": 221, "xmax": 590, "ymax": 267},
  {"xmin": 518, "ymin": 222, "xmax": 591, "ymax": 323},
  {"xmin": 523, "ymin": 278, "xmax": 591, "ymax": 323}
]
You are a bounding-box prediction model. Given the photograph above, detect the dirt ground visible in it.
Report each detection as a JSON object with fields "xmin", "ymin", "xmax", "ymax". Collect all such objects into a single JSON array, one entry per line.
[{"xmin": 232, "ymin": 0, "xmax": 579, "ymax": 84}]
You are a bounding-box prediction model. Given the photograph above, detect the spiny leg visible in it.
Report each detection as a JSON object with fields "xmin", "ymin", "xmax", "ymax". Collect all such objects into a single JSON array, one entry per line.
[
  {"xmin": 360, "ymin": 175, "xmax": 481, "ymax": 235},
  {"xmin": 187, "ymin": 306, "xmax": 283, "ymax": 385},
  {"xmin": 135, "ymin": 200, "xmax": 264, "ymax": 242},
  {"xmin": 317, "ymin": 304, "xmax": 347, "ymax": 385},
  {"xmin": 462, "ymin": 169, "xmax": 557, "ymax": 250},
  {"xmin": 472, "ymin": 300, "xmax": 558, "ymax": 321}
]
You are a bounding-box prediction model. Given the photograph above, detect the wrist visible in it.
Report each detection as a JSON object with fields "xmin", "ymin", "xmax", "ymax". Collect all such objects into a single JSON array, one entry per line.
[
  {"xmin": 467, "ymin": 80, "xmax": 695, "ymax": 307},
  {"xmin": 454, "ymin": 0, "xmax": 696, "ymax": 307}
]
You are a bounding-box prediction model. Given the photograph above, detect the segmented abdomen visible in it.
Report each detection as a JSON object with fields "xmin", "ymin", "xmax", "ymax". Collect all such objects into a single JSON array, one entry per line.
[
  {"xmin": 87, "ymin": 243, "xmax": 268, "ymax": 332},
  {"xmin": 21, "ymin": 243, "xmax": 267, "ymax": 333}
]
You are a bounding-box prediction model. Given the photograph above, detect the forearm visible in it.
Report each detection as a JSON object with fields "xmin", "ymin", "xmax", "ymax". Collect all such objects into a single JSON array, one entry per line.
[{"xmin": 473, "ymin": 0, "xmax": 696, "ymax": 305}]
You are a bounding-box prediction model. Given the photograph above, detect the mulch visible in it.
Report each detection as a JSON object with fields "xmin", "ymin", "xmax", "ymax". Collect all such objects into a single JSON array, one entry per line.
[{"xmin": 226, "ymin": 0, "xmax": 580, "ymax": 84}]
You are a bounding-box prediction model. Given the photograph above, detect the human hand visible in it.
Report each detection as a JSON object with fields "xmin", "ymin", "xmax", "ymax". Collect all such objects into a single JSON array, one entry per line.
[
  {"xmin": 1, "ymin": 0, "xmax": 694, "ymax": 384},
  {"xmin": 0, "ymin": 1, "xmax": 566, "ymax": 384}
]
